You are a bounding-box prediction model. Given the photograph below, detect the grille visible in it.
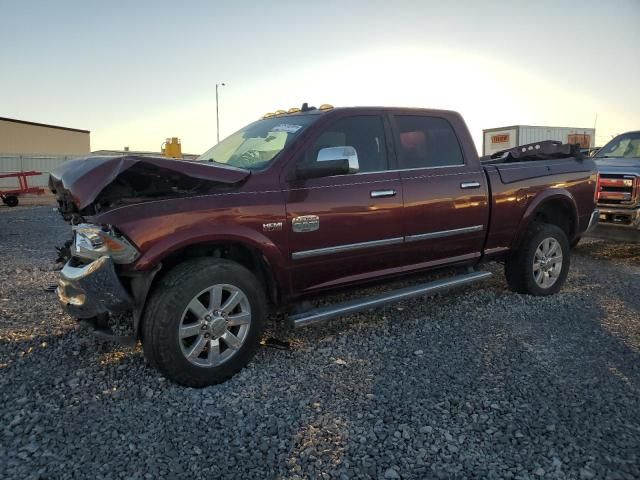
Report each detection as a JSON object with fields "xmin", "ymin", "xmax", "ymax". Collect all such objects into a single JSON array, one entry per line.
[{"xmin": 597, "ymin": 173, "xmax": 638, "ymax": 206}]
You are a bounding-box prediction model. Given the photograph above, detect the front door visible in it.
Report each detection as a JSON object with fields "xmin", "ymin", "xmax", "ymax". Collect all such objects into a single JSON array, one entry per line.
[
  {"xmin": 283, "ymin": 114, "xmax": 405, "ymax": 293},
  {"xmin": 391, "ymin": 114, "xmax": 489, "ymax": 267}
]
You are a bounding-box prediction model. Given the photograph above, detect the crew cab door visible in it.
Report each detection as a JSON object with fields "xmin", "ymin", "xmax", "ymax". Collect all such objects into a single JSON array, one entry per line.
[
  {"xmin": 283, "ymin": 114, "xmax": 404, "ymax": 293},
  {"xmin": 391, "ymin": 114, "xmax": 489, "ymax": 266}
]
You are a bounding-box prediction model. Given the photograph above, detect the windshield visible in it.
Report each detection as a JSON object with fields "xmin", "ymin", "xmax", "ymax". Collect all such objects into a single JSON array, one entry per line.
[
  {"xmin": 595, "ymin": 132, "xmax": 640, "ymax": 158},
  {"xmin": 197, "ymin": 115, "xmax": 318, "ymax": 169}
]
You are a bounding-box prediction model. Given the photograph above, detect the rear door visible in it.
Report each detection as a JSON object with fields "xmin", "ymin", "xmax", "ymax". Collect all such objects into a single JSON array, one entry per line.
[
  {"xmin": 391, "ymin": 114, "xmax": 489, "ymax": 267},
  {"xmin": 283, "ymin": 114, "xmax": 405, "ymax": 293}
]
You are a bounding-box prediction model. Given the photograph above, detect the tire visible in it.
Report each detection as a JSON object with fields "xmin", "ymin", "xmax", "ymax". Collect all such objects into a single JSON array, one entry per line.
[
  {"xmin": 3, "ymin": 195, "xmax": 19, "ymax": 207},
  {"xmin": 142, "ymin": 258, "xmax": 266, "ymax": 387},
  {"xmin": 505, "ymin": 222, "xmax": 570, "ymax": 296}
]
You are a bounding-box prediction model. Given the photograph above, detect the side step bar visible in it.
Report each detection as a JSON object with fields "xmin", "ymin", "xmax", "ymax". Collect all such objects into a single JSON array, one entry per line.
[{"xmin": 289, "ymin": 271, "xmax": 492, "ymax": 329}]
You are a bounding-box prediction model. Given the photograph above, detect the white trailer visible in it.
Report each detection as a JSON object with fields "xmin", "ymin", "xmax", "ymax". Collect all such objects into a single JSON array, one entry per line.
[{"xmin": 482, "ymin": 125, "xmax": 596, "ymax": 156}]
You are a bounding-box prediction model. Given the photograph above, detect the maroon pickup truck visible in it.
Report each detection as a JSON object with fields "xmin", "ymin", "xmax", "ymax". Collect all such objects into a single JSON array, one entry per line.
[{"xmin": 50, "ymin": 105, "xmax": 598, "ymax": 387}]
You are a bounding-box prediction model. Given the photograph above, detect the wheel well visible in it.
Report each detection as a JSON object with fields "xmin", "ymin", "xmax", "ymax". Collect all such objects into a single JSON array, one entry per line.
[
  {"xmin": 531, "ymin": 199, "xmax": 576, "ymax": 239},
  {"xmin": 157, "ymin": 242, "xmax": 279, "ymax": 305}
]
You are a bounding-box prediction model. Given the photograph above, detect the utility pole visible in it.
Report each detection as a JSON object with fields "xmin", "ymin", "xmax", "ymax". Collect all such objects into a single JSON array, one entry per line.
[{"xmin": 216, "ymin": 82, "xmax": 226, "ymax": 143}]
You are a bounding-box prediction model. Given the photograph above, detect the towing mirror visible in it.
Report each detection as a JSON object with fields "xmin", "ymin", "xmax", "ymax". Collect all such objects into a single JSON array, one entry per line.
[{"xmin": 295, "ymin": 146, "xmax": 359, "ymax": 180}]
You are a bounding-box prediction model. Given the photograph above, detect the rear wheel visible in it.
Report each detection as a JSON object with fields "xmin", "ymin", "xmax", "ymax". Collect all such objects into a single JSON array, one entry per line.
[
  {"xmin": 142, "ymin": 258, "xmax": 266, "ymax": 387},
  {"xmin": 505, "ymin": 222, "xmax": 570, "ymax": 296}
]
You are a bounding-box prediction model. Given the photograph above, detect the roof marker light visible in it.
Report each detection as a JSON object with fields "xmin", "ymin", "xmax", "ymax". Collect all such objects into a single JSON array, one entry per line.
[{"xmin": 319, "ymin": 104, "xmax": 334, "ymax": 111}]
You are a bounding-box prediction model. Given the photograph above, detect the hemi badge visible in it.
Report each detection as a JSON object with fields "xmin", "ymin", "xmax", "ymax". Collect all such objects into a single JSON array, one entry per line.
[{"xmin": 263, "ymin": 222, "xmax": 283, "ymax": 232}]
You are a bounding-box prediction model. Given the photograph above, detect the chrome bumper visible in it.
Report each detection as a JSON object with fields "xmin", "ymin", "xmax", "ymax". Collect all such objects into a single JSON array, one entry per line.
[
  {"xmin": 596, "ymin": 206, "xmax": 640, "ymax": 229},
  {"xmin": 586, "ymin": 206, "xmax": 640, "ymax": 243},
  {"xmin": 57, "ymin": 256, "xmax": 134, "ymax": 318}
]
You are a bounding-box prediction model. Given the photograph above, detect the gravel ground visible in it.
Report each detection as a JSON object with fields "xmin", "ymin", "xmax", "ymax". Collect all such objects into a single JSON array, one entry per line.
[{"xmin": 1, "ymin": 206, "xmax": 639, "ymax": 480}]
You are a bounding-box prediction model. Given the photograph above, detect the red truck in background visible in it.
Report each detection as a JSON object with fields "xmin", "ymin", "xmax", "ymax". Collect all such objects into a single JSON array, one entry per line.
[{"xmin": 49, "ymin": 105, "xmax": 599, "ymax": 387}]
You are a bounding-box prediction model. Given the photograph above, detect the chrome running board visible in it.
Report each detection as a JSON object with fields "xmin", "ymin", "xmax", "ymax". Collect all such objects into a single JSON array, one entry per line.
[{"xmin": 289, "ymin": 270, "xmax": 492, "ymax": 328}]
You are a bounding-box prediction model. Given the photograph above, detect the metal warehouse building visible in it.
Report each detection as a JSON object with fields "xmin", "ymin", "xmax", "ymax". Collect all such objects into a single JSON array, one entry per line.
[
  {"xmin": 0, "ymin": 117, "xmax": 90, "ymax": 155},
  {"xmin": 483, "ymin": 125, "xmax": 595, "ymax": 156},
  {"xmin": 0, "ymin": 117, "xmax": 91, "ymax": 188}
]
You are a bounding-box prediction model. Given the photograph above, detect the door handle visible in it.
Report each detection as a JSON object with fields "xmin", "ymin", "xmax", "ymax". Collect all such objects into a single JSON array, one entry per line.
[
  {"xmin": 460, "ymin": 181, "xmax": 481, "ymax": 189},
  {"xmin": 370, "ymin": 189, "xmax": 397, "ymax": 198}
]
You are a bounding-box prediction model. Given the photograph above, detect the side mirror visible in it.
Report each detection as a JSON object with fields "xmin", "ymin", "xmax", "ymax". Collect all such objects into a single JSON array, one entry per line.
[
  {"xmin": 295, "ymin": 146, "xmax": 359, "ymax": 180},
  {"xmin": 317, "ymin": 146, "xmax": 359, "ymax": 173}
]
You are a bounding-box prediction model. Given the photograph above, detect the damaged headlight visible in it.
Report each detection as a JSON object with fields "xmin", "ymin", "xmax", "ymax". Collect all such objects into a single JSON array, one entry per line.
[{"xmin": 72, "ymin": 224, "xmax": 139, "ymax": 264}]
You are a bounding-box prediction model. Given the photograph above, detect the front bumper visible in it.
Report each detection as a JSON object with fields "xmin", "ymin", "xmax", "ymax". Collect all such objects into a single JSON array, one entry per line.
[
  {"xmin": 586, "ymin": 206, "xmax": 640, "ymax": 243},
  {"xmin": 57, "ymin": 256, "xmax": 134, "ymax": 318}
]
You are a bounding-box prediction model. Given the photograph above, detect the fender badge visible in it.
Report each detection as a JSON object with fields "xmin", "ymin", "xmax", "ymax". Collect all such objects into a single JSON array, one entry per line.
[
  {"xmin": 292, "ymin": 215, "xmax": 319, "ymax": 232},
  {"xmin": 263, "ymin": 222, "xmax": 283, "ymax": 232}
]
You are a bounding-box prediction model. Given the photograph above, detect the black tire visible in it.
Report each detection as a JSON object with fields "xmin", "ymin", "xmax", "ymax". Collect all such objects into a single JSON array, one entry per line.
[
  {"xmin": 3, "ymin": 195, "xmax": 19, "ymax": 207},
  {"xmin": 142, "ymin": 258, "xmax": 266, "ymax": 387},
  {"xmin": 505, "ymin": 222, "xmax": 570, "ymax": 296}
]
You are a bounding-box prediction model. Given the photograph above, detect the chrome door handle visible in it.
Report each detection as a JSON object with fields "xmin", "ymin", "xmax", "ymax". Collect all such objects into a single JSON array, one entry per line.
[
  {"xmin": 370, "ymin": 189, "xmax": 397, "ymax": 198},
  {"xmin": 460, "ymin": 181, "xmax": 481, "ymax": 189}
]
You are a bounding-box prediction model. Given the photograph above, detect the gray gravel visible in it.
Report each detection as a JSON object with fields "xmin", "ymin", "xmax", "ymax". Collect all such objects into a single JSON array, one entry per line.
[{"xmin": 1, "ymin": 206, "xmax": 639, "ymax": 479}]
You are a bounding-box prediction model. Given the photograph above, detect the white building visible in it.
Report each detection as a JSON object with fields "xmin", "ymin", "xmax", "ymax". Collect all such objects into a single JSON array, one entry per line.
[{"xmin": 482, "ymin": 125, "xmax": 595, "ymax": 156}]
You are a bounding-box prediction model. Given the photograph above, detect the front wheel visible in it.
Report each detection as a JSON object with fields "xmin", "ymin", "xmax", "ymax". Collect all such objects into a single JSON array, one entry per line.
[
  {"xmin": 505, "ymin": 222, "xmax": 570, "ymax": 296},
  {"xmin": 142, "ymin": 258, "xmax": 266, "ymax": 387}
]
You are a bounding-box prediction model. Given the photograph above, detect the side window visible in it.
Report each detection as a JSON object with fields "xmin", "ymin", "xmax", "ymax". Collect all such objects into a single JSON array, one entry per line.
[
  {"xmin": 305, "ymin": 116, "xmax": 388, "ymax": 173},
  {"xmin": 394, "ymin": 116, "xmax": 464, "ymax": 169}
]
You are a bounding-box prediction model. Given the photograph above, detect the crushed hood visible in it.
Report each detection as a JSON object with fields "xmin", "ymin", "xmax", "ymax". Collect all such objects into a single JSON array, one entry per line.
[{"xmin": 49, "ymin": 155, "xmax": 250, "ymax": 215}]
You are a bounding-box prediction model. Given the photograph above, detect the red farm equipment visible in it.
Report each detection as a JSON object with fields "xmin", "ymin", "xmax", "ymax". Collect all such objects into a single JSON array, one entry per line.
[{"xmin": 0, "ymin": 171, "xmax": 45, "ymax": 207}]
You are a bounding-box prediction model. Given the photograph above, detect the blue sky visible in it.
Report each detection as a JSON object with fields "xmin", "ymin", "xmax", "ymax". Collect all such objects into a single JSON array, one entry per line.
[{"xmin": 1, "ymin": 0, "xmax": 639, "ymax": 153}]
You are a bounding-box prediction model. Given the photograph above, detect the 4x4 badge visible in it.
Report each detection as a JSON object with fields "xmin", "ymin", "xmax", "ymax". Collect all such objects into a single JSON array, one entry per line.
[{"xmin": 292, "ymin": 215, "xmax": 320, "ymax": 232}]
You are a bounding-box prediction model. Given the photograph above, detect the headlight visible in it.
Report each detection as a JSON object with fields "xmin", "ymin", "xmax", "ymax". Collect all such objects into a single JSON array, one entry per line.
[{"xmin": 72, "ymin": 224, "xmax": 139, "ymax": 264}]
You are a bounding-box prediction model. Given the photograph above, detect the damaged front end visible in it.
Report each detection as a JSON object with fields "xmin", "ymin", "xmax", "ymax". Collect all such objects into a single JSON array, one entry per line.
[
  {"xmin": 50, "ymin": 155, "xmax": 249, "ymax": 342},
  {"xmin": 55, "ymin": 222, "xmax": 156, "ymax": 344},
  {"xmin": 58, "ymin": 224, "xmax": 141, "ymax": 320},
  {"xmin": 49, "ymin": 154, "xmax": 250, "ymax": 221},
  {"xmin": 58, "ymin": 255, "xmax": 134, "ymax": 319}
]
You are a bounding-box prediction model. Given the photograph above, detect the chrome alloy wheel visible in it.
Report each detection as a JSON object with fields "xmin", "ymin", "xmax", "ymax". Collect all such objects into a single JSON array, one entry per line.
[
  {"xmin": 178, "ymin": 284, "xmax": 251, "ymax": 367},
  {"xmin": 532, "ymin": 237, "xmax": 563, "ymax": 289}
]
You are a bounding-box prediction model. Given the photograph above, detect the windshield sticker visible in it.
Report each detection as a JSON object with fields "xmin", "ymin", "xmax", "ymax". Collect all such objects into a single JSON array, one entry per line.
[{"xmin": 271, "ymin": 124, "xmax": 302, "ymax": 133}]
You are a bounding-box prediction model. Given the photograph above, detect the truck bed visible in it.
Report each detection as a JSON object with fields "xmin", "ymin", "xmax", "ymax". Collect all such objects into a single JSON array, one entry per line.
[
  {"xmin": 480, "ymin": 143, "xmax": 597, "ymax": 256},
  {"xmin": 480, "ymin": 140, "xmax": 582, "ymax": 165}
]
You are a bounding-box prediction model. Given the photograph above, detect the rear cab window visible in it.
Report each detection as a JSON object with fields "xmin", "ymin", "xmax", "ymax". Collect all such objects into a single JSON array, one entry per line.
[{"xmin": 392, "ymin": 115, "xmax": 464, "ymax": 169}]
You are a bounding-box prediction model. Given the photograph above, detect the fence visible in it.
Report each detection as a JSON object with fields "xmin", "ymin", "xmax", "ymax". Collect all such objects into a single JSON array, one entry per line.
[{"xmin": 0, "ymin": 154, "xmax": 83, "ymax": 189}]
